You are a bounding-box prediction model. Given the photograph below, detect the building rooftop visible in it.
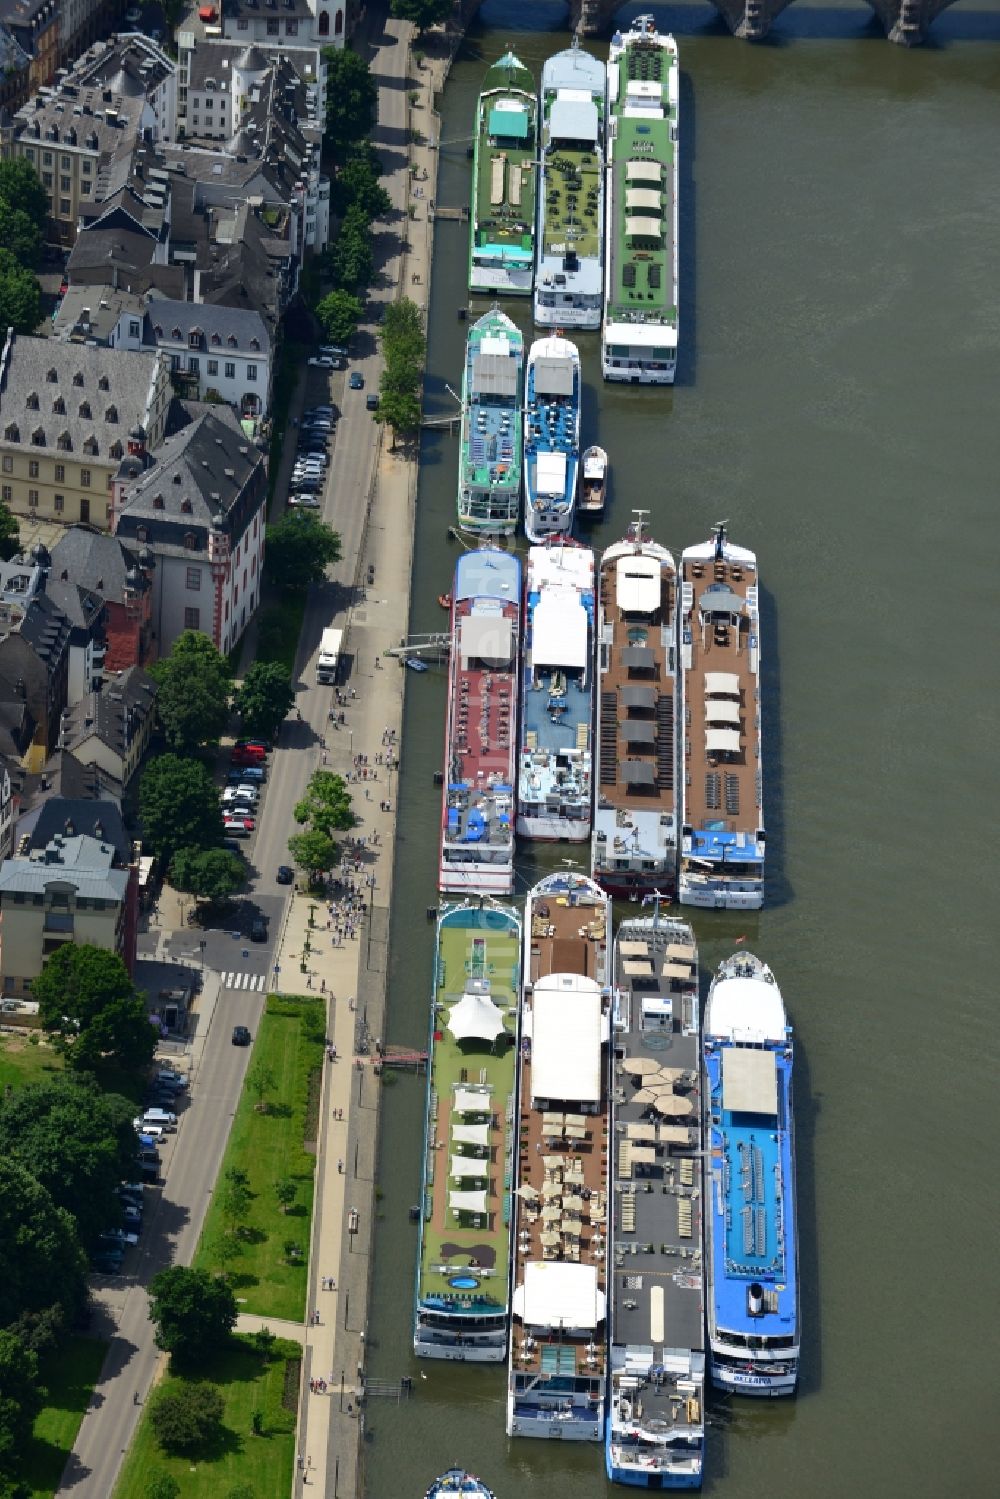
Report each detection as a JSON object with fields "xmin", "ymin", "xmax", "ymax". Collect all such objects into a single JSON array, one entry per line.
[
  {"xmin": 61, "ymin": 665, "xmax": 157, "ymax": 758},
  {"xmin": 18, "ymin": 794, "xmax": 130, "ymax": 864},
  {"xmin": 145, "ymin": 295, "xmax": 270, "ymax": 357},
  {"xmin": 12, "ymin": 32, "xmax": 174, "ymax": 157},
  {"xmin": 0, "ymin": 831, "xmax": 130, "ymax": 902},
  {"xmin": 49, "ymin": 525, "xmax": 152, "ymax": 607},
  {"xmin": 52, "ymin": 286, "xmax": 148, "ymax": 345}
]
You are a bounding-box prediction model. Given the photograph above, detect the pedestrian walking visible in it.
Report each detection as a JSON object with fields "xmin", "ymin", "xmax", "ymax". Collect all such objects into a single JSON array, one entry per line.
[{"xmin": 297, "ymin": 1454, "xmax": 304, "ymax": 1471}]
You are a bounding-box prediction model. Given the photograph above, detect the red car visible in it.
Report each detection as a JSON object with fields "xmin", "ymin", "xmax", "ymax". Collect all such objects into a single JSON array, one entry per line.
[
  {"xmin": 223, "ymin": 816, "xmax": 255, "ymax": 833},
  {"xmin": 230, "ymin": 745, "xmax": 266, "ymax": 766}
]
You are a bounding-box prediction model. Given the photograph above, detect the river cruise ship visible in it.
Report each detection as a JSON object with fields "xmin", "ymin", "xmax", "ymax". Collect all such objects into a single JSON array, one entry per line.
[
  {"xmin": 439, "ymin": 549, "xmax": 519, "ymax": 895},
  {"xmin": 592, "ymin": 516, "xmax": 680, "ymax": 900},
  {"xmin": 425, "ymin": 1472, "xmax": 495, "ymax": 1499},
  {"xmin": 534, "ymin": 40, "xmax": 607, "ymax": 330},
  {"xmin": 457, "ymin": 308, "xmax": 523, "ymax": 536},
  {"xmin": 602, "ymin": 17, "xmax": 680, "ymax": 384},
  {"xmin": 414, "ymin": 901, "xmax": 522, "ymax": 1363},
  {"xmin": 507, "ymin": 872, "xmax": 611, "ymax": 1442},
  {"xmin": 678, "ymin": 525, "xmax": 765, "ymax": 909},
  {"xmin": 524, "ymin": 334, "xmax": 582, "ymax": 543},
  {"xmin": 470, "ymin": 51, "xmax": 537, "ymax": 297},
  {"xmin": 703, "ymin": 953, "xmax": 799, "ymax": 1396},
  {"xmin": 517, "ymin": 542, "xmax": 595, "ymax": 843},
  {"xmin": 607, "ymin": 909, "xmax": 705, "ymax": 1488}
]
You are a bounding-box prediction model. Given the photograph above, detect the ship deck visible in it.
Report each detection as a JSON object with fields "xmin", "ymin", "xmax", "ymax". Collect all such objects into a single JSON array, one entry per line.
[
  {"xmin": 442, "ymin": 599, "xmax": 517, "ymax": 851},
  {"xmin": 417, "ymin": 910, "xmax": 521, "ymax": 1309},
  {"xmin": 473, "ymin": 88, "xmax": 536, "ymax": 264},
  {"xmin": 592, "ymin": 544, "xmax": 678, "ymax": 877},
  {"xmin": 680, "ymin": 551, "xmax": 761, "ymax": 844},
  {"xmin": 610, "ymin": 918, "xmax": 704, "ymax": 1443},
  {"xmin": 540, "ymin": 143, "xmax": 601, "ymax": 263},
  {"xmin": 512, "ymin": 885, "xmax": 610, "ymax": 1382},
  {"xmin": 606, "ymin": 38, "xmax": 677, "ymax": 327},
  {"xmin": 462, "ymin": 343, "xmax": 521, "ymax": 494}
]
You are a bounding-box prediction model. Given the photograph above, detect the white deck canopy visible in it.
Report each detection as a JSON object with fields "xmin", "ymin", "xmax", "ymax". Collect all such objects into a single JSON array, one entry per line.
[
  {"xmin": 626, "ymin": 188, "xmax": 662, "ymax": 212},
  {"xmin": 449, "ymin": 1189, "xmax": 488, "ymax": 1214},
  {"xmin": 534, "ymin": 355, "xmax": 575, "ymax": 397},
  {"xmin": 706, "ymin": 973, "xmax": 787, "ymax": 1045},
  {"xmin": 453, "ymin": 1086, "xmax": 491, "ymax": 1114},
  {"xmin": 532, "ymin": 590, "xmax": 588, "ymax": 670},
  {"xmin": 450, "ymin": 1155, "xmax": 488, "ymax": 1180},
  {"xmin": 626, "ymin": 159, "xmax": 663, "ymax": 183},
  {"xmin": 706, "ymin": 728, "xmax": 741, "ymax": 754},
  {"xmin": 705, "ymin": 671, "xmax": 740, "ymax": 696},
  {"xmin": 530, "ymin": 975, "xmax": 602, "ymax": 1104},
  {"xmin": 625, "ymin": 215, "xmax": 662, "ymax": 241},
  {"xmin": 534, "ymin": 451, "xmax": 568, "ymax": 498},
  {"xmin": 722, "ymin": 1047, "xmax": 778, "ymax": 1116},
  {"xmin": 615, "ymin": 553, "xmax": 660, "ymax": 614},
  {"xmin": 451, "ymin": 1123, "xmax": 490, "ymax": 1148},
  {"xmin": 550, "ymin": 96, "xmax": 599, "ymax": 144},
  {"xmin": 447, "ymin": 986, "xmax": 508, "ymax": 1043},
  {"xmin": 513, "ymin": 1260, "xmax": 605, "ymax": 1330},
  {"xmin": 460, "ymin": 613, "xmax": 513, "ymax": 668},
  {"xmin": 705, "ymin": 699, "xmax": 741, "ymax": 725}
]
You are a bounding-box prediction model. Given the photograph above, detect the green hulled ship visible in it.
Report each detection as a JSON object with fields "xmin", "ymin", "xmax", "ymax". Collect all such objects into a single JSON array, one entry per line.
[
  {"xmin": 456, "ymin": 307, "xmax": 523, "ymax": 535},
  {"xmin": 469, "ymin": 51, "xmax": 537, "ymax": 297}
]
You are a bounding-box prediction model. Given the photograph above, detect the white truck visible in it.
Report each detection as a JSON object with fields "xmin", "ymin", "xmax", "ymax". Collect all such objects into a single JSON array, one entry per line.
[{"xmin": 317, "ymin": 627, "xmax": 343, "ymax": 685}]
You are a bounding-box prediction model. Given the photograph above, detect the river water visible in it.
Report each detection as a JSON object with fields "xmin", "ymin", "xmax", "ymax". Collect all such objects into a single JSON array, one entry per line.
[{"xmin": 363, "ymin": 4, "xmax": 999, "ymax": 1495}]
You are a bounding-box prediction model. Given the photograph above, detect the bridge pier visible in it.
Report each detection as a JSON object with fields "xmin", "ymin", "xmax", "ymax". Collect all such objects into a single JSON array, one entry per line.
[{"xmin": 567, "ymin": 0, "xmax": 957, "ymax": 43}]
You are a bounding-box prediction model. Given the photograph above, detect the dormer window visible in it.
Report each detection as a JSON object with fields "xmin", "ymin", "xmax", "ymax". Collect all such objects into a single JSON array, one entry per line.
[
  {"xmin": 189, "ymin": 329, "xmax": 202, "ymax": 349},
  {"xmin": 73, "ymin": 372, "xmax": 85, "ymax": 387},
  {"xmin": 250, "ymin": 337, "xmax": 260, "ymax": 351},
  {"xmin": 31, "ymin": 427, "xmax": 46, "ymax": 446},
  {"xmin": 52, "ymin": 396, "xmax": 65, "ymax": 414},
  {"xmin": 105, "ymin": 405, "xmax": 118, "ymax": 423},
  {"xmin": 181, "ymin": 498, "xmax": 193, "ymax": 514},
  {"xmin": 172, "ymin": 327, "xmax": 182, "ymax": 341},
  {"xmin": 57, "ymin": 431, "xmax": 72, "ymax": 451},
  {"xmin": 78, "ymin": 401, "xmax": 91, "ymax": 419},
  {"xmin": 211, "ymin": 332, "xmax": 221, "ymax": 346},
  {"xmin": 83, "ymin": 435, "xmax": 99, "ymax": 455},
  {"xmin": 46, "ymin": 368, "xmax": 58, "ymax": 384},
  {"xmin": 4, "ymin": 424, "xmax": 18, "ymax": 442},
  {"xmin": 136, "ymin": 526, "xmax": 148, "ymax": 543},
  {"xmin": 26, "ymin": 391, "xmax": 39, "ymax": 410},
  {"xmin": 98, "ymin": 374, "xmax": 110, "ymax": 391},
  {"xmin": 109, "ymin": 440, "xmax": 123, "ymax": 459},
  {"xmin": 153, "ymin": 494, "xmax": 164, "ymax": 509},
  {"xmin": 227, "ymin": 334, "xmax": 237, "ymax": 348},
  {"xmin": 183, "ymin": 531, "xmax": 196, "ymax": 550},
  {"xmin": 154, "ymin": 324, "xmax": 163, "ymax": 337}
]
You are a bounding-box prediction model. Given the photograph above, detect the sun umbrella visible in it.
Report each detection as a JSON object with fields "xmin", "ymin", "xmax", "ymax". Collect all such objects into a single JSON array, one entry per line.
[
  {"xmin": 626, "ymin": 1057, "xmax": 660, "ymax": 1076},
  {"xmin": 515, "ymin": 1184, "xmax": 539, "ymax": 1201},
  {"xmin": 631, "ymin": 1088, "xmax": 657, "ymax": 1105},
  {"xmin": 652, "ymin": 1094, "xmax": 693, "ymax": 1116}
]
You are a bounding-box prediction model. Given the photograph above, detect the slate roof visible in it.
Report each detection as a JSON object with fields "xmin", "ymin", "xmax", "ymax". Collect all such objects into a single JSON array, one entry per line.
[
  {"xmin": 42, "ymin": 578, "xmax": 104, "ymax": 634},
  {"xmin": 52, "ymin": 286, "xmax": 148, "ymax": 345},
  {"xmin": 49, "ymin": 526, "xmax": 151, "ymax": 607},
  {"xmin": 0, "ymin": 333, "xmax": 165, "ymax": 467},
  {"xmin": 21, "ymin": 795, "xmax": 130, "ymax": 863},
  {"xmin": 62, "ymin": 665, "xmax": 157, "ymax": 757},
  {"xmin": 16, "ymin": 748, "xmax": 122, "ymax": 811},
  {"xmin": 115, "ymin": 408, "xmax": 263, "ymax": 546},
  {"xmin": 2, "ymin": 592, "xmax": 72, "ymax": 671},
  {"xmin": 145, "ymin": 296, "xmax": 270, "ymax": 357},
  {"xmin": 13, "ymin": 33, "xmax": 173, "ymax": 158}
]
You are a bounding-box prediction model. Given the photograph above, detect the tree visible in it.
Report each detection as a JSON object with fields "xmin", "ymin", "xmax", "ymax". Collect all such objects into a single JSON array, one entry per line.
[
  {"xmin": 381, "ymin": 297, "xmax": 426, "ymax": 366},
  {"xmin": 0, "ymin": 250, "xmax": 41, "ymax": 336},
  {"xmin": 0, "ymin": 1331, "xmax": 44, "ymax": 1478},
  {"xmin": 232, "ymin": 661, "xmax": 295, "ymax": 738},
  {"xmin": 140, "ymin": 755, "xmax": 225, "ymax": 867},
  {"xmin": 249, "ymin": 1327, "xmax": 274, "ymax": 1362},
  {"xmin": 32, "ymin": 945, "xmax": 156, "ymax": 1076},
  {"xmin": 169, "ymin": 847, "xmax": 244, "ymax": 906},
  {"xmin": 226, "ymin": 1484, "xmax": 258, "ymax": 1499},
  {"xmin": 329, "ymin": 205, "xmax": 375, "ymax": 292},
  {"xmin": 207, "ymin": 1232, "xmax": 242, "ymax": 1280},
  {"xmin": 315, "ymin": 289, "xmax": 364, "ymax": 346},
  {"xmin": 390, "ymin": 0, "xmax": 452, "ymax": 30},
  {"xmin": 247, "ymin": 1059, "xmax": 276, "ymax": 1114},
  {"xmin": 331, "ymin": 151, "xmax": 391, "ymax": 222},
  {"xmin": 0, "ymin": 200, "xmax": 42, "ymax": 271},
  {"xmin": 287, "ymin": 828, "xmax": 338, "ymax": 880},
  {"xmin": 148, "ymin": 1267, "xmax": 237, "ymax": 1367},
  {"xmin": 0, "ymin": 501, "xmax": 20, "ymax": 564},
  {"xmin": 145, "ymin": 1476, "xmax": 181, "ymax": 1499},
  {"xmin": 294, "ymin": 771, "xmax": 355, "ymax": 837},
  {"xmin": 274, "ymin": 1178, "xmax": 296, "ymax": 1214},
  {"xmin": 148, "ymin": 1382, "xmax": 224, "ymax": 1455},
  {"xmin": 322, "ymin": 49, "xmax": 377, "ymax": 160},
  {"xmin": 0, "ymin": 1161, "xmax": 86, "ymax": 1330},
  {"xmin": 148, "ymin": 630, "xmax": 232, "ymax": 753},
  {"xmin": 219, "ymin": 1167, "xmax": 251, "ymax": 1237},
  {"xmin": 0, "ymin": 1077, "xmax": 140, "ymax": 1250},
  {"xmin": 265, "ymin": 513, "xmax": 342, "ymax": 592},
  {"xmin": 374, "ymin": 387, "xmax": 422, "ymax": 447},
  {"xmin": 0, "ymin": 159, "xmax": 49, "ymax": 226}
]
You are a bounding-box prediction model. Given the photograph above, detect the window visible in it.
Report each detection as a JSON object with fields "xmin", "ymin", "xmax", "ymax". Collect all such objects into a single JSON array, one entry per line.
[
  {"xmin": 247, "ymin": 364, "xmax": 257, "ymax": 381},
  {"xmin": 61, "ymin": 153, "xmax": 70, "ymax": 168},
  {"xmin": 136, "ymin": 526, "xmax": 148, "ymax": 542},
  {"xmin": 335, "ymin": 8, "xmax": 343, "ymax": 35},
  {"xmin": 55, "ymin": 463, "xmax": 65, "ymax": 482},
  {"xmin": 60, "ymin": 199, "xmax": 71, "ymax": 216},
  {"xmin": 189, "ymin": 357, "xmax": 200, "ymax": 373},
  {"xmin": 54, "ymin": 494, "xmax": 64, "ymax": 513},
  {"xmin": 80, "ymin": 182, "xmax": 90, "ymax": 196},
  {"xmin": 207, "ymin": 360, "xmax": 218, "ymax": 376},
  {"xmin": 81, "ymin": 469, "xmax": 91, "ymax": 487},
  {"xmin": 266, "ymin": 19, "xmax": 279, "ymax": 35},
  {"xmin": 0, "ymin": 486, "xmax": 10, "ymax": 503},
  {"xmin": 186, "ymin": 567, "xmax": 201, "ymax": 591},
  {"xmin": 183, "ymin": 532, "xmax": 196, "ymax": 550},
  {"xmin": 1, "ymin": 457, "xmax": 10, "ymax": 473},
  {"xmin": 128, "ymin": 322, "xmax": 140, "ymax": 339},
  {"xmin": 28, "ymin": 490, "xmax": 38, "ymax": 508},
  {"xmin": 29, "ymin": 460, "xmax": 39, "ymax": 478},
  {"xmin": 104, "ymin": 405, "xmax": 117, "ymax": 423},
  {"xmin": 43, "ymin": 151, "xmax": 53, "ymax": 166},
  {"xmin": 42, "ymin": 172, "xmax": 53, "ymax": 188},
  {"xmin": 237, "ymin": 16, "xmax": 248, "ymax": 28},
  {"xmin": 318, "ymin": 10, "xmax": 330, "ymax": 36},
  {"xmin": 287, "ymin": 18, "xmax": 298, "ymax": 34},
  {"xmin": 79, "ymin": 498, "xmax": 90, "ymax": 523},
  {"xmin": 78, "ymin": 401, "xmax": 91, "ymax": 418},
  {"xmin": 60, "ymin": 175, "xmax": 70, "ymax": 192},
  {"xmin": 189, "ymin": 330, "xmax": 201, "ymax": 348},
  {"xmin": 184, "ymin": 607, "xmax": 200, "ymax": 630},
  {"xmin": 224, "ymin": 362, "xmax": 236, "ymax": 379},
  {"xmin": 82, "ymin": 159, "xmax": 92, "ymax": 175}
]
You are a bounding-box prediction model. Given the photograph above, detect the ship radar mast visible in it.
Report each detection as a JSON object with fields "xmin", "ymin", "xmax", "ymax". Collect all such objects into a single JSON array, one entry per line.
[
  {"xmin": 629, "ymin": 508, "xmax": 650, "ymax": 548},
  {"xmin": 712, "ymin": 519, "xmax": 729, "ymax": 561}
]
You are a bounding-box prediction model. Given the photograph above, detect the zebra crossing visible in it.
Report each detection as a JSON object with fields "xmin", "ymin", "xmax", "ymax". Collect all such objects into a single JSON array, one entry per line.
[{"xmin": 220, "ymin": 971, "xmax": 267, "ymax": 992}]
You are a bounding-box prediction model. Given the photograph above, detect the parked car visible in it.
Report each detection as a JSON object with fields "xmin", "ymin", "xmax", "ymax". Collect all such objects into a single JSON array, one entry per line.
[
  {"xmin": 349, "ymin": 371, "xmax": 365, "ymax": 390},
  {"xmin": 232, "ymin": 1025, "xmax": 252, "ymax": 1046},
  {"xmin": 122, "ymin": 1204, "xmax": 142, "ymax": 1228},
  {"xmin": 250, "ymin": 916, "xmax": 267, "ymax": 942},
  {"xmin": 91, "ymin": 1251, "xmax": 123, "ymax": 1274},
  {"xmin": 133, "ymin": 1110, "xmax": 176, "ymax": 1131},
  {"xmin": 235, "ymin": 737, "xmax": 271, "ymax": 753},
  {"xmin": 276, "ymin": 864, "xmax": 294, "ymax": 885},
  {"xmin": 366, "ymin": 393, "xmax": 379, "ymax": 411},
  {"xmin": 223, "ymin": 820, "xmax": 253, "ymax": 838},
  {"xmin": 100, "ymin": 1228, "xmax": 139, "ymax": 1247},
  {"xmin": 223, "ymin": 785, "xmax": 259, "ymax": 804},
  {"xmin": 229, "ymin": 765, "xmax": 265, "ymax": 784},
  {"xmin": 319, "ymin": 345, "xmax": 348, "ymax": 358},
  {"xmin": 231, "ymin": 746, "xmax": 265, "ymax": 767},
  {"xmin": 135, "ymin": 1126, "xmax": 165, "ymax": 1145},
  {"xmin": 308, "ymin": 356, "xmax": 335, "ymax": 369},
  {"xmin": 288, "ymin": 495, "xmax": 322, "ymax": 509},
  {"xmin": 153, "ymin": 1067, "xmax": 187, "ymax": 1088}
]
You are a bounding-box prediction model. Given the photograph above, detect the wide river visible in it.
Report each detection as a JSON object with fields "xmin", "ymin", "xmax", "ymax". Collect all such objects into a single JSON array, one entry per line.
[{"xmin": 363, "ymin": 4, "xmax": 999, "ymax": 1495}]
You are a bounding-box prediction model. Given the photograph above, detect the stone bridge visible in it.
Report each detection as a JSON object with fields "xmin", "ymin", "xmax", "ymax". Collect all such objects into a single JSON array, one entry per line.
[{"xmin": 460, "ymin": 0, "xmax": 965, "ymax": 46}]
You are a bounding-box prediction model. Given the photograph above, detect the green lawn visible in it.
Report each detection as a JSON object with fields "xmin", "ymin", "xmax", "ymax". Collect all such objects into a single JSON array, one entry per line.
[
  {"xmin": 113, "ymin": 1335, "xmax": 299, "ymax": 1499},
  {"xmin": 193, "ymin": 994, "xmax": 325, "ymax": 1319},
  {"xmin": 23, "ymin": 1335, "xmax": 107, "ymax": 1499},
  {"xmin": 0, "ymin": 1032, "xmax": 64, "ymax": 1092},
  {"xmin": 254, "ymin": 594, "xmax": 307, "ymax": 678}
]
